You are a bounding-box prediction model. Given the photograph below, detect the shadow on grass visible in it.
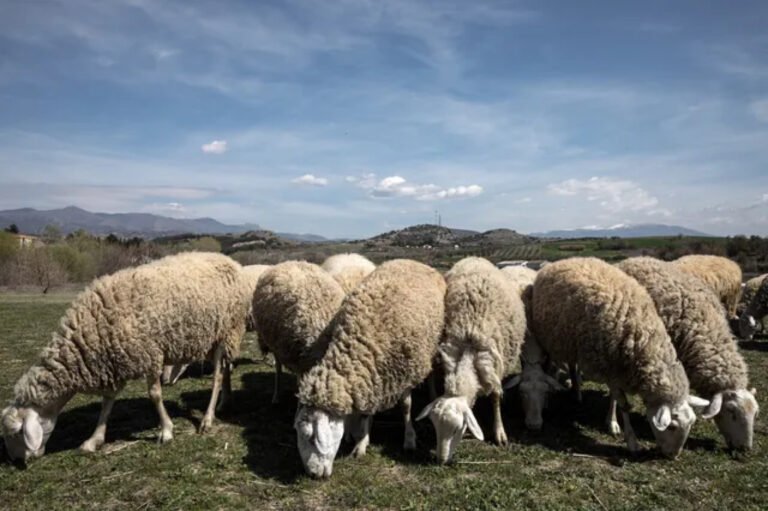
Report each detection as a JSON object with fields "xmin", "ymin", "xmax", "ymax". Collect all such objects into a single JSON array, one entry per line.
[
  {"xmin": 37, "ymin": 397, "xmax": 190, "ymax": 456},
  {"xmin": 738, "ymin": 340, "xmax": 768, "ymax": 352}
]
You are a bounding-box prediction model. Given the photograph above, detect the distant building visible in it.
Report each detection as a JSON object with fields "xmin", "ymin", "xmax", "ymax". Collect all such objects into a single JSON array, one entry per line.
[
  {"xmin": 13, "ymin": 234, "xmax": 41, "ymax": 247},
  {"xmin": 497, "ymin": 260, "xmax": 549, "ymax": 270}
]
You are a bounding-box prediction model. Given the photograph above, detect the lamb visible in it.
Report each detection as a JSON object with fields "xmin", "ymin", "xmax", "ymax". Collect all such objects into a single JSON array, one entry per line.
[
  {"xmin": 618, "ymin": 257, "xmax": 758, "ymax": 450},
  {"xmin": 1, "ymin": 252, "xmax": 252, "ymax": 462},
  {"xmin": 161, "ymin": 263, "xmax": 272, "ymax": 387},
  {"xmin": 294, "ymin": 259, "xmax": 446, "ymax": 478},
  {"xmin": 252, "ymin": 261, "xmax": 346, "ymax": 403},
  {"xmin": 416, "ymin": 257, "xmax": 526, "ymax": 463},
  {"xmin": 672, "ymin": 255, "xmax": 742, "ymax": 319},
  {"xmin": 321, "ymin": 253, "xmax": 376, "ymax": 294},
  {"xmin": 739, "ymin": 275, "xmax": 768, "ymax": 341},
  {"xmin": 522, "ymin": 257, "xmax": 709, "ymax": 458}
]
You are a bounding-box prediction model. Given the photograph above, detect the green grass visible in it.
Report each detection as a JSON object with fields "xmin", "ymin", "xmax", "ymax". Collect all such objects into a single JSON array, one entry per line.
[{"xmin": 1, "ymin": 292, "xmax": 767, "ymax": 510}]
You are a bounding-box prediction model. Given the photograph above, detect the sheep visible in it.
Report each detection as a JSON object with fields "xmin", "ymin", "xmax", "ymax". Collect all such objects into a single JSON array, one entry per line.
[
  {"xmin": 416, "ymin": 257, "xmax": 526, "ymax": 463},
  {"xmin": 1, "ymin": 252, "xmax": 252, "ymax": 462},
  {"xmin": 294, "ymin": 259, "xmax": 446, "ymax": 478},
  {"xmin": 252, "ymin": 261, "xmax": 346, "ymax": 404},
  {"xmin": 672, "ymin": 255, "xmax": 742, "ymax": 319},
  {"xmin": 522, "ymin": 257, "xmax": 709, "ymax": 458},
  {"xmin": 161, "ymin": 264, "xmax": 272, "ymax": 388},
  {"xmin": 740, "ymin": 275, "xmax": 768, "ymax": 341},
  {"xmin": 618, "ymin": 257, "xmax": 758, "ymax": 450},
  {"xmin": 500, "ymin": 265, "xmax": 537, "ymax": 297},
  {"xmin": 321, "ymin": 253, "xmax": 376, "ymax": 294}
]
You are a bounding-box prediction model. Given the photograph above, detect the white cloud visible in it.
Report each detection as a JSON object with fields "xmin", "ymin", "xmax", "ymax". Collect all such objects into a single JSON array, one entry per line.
[
  {"xmin": 201, "ymin": 140, "xmax": 228, "ymax": 154},
  {"xmin": 291, "ymin": 174, "xmax": 328, "ymax": 187},
  {"xmin": 750, "ymin": 99, "xmax": 768, "ymax": 123},
  {"xmin": 548, "ymin": 176, "xmax": 659, "ymax": 212},
  {"xmin": 349, "ymin": 173, "xmax": 482, "ymax": 201}
]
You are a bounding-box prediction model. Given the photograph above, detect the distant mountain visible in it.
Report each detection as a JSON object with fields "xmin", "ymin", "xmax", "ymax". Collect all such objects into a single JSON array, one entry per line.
[
  {"xmin": 0, "ymin": 206, "xmax": 328, "ymax": 241},
  {"xmin": 366, "ymin": 224, "xmax": 478, "ymax": 247},
  {"xmin": 530, "ymin": 223, "xmax": 712, "ymax": 239},
  {"xmin": 461, "ymin": 228, "xmax": 533, "ymax": 246}
]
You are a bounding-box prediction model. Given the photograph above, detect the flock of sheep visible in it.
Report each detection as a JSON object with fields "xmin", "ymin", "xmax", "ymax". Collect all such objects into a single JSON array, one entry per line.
[{"xmin": 1, "ymin": 251, "xmax": 766, "ymax": 479}]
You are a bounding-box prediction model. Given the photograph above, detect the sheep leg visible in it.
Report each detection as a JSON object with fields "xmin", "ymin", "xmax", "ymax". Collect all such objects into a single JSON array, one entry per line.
[
  {"xmin": 217, "ymin": 360, "xmax": 232, "ymax": 413},
  {"xmin": 428, "ymin": 373, "xmax": 438, "ymax": 402},
  {"xmin": 351, "ymin": 415, "xmax": 372, "ymax": 458},
  {"xmin": 492, "ymin": 390, "xmax": 508, "ymax": 446},
  {"xmin": 148, "ymin": 376, "xmax": 174, "ymax": 444},
  {"xmin": 612, "ymin": 389, "xmax": 639, "ymax": 453},
  {"xmin": 199, "ymin": 345, "xmax": 224, "ymax": 434},
  {"xmin": 161, "ymin": 365, "xmax": 174, "ymax": 385},
  {"xmin": 569, "ymin": 363, "xmax": 582, "ymax": 403},
  {"xmin": 271, "ymin": 359, "xmax": 282, "ymax": 405},
  {"xmin": 401, "ymin": 392, "xmax": 417, "ymax": 450},
  {"xmin": 606, "ymin": 397, "xmax": 621, "ymax": 436},
  {"xmin": 169, "ymin": 363, "xmax": 189, "ymax": 385},
  {"xmin": 80, "ymin": 392, "xmax": 119, "ymax": 453}
]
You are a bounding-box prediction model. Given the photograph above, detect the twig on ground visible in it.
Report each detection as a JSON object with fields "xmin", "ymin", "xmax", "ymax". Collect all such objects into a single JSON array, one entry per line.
[{"xmin": 587, "ymin": 484, "xmax": 609, "ymax": 511}]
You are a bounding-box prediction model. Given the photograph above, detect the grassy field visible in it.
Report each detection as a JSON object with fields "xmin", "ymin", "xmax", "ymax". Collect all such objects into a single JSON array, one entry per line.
[{"xmin": 1, "ymin": 291, "xmax": 768, "ymax": 510}]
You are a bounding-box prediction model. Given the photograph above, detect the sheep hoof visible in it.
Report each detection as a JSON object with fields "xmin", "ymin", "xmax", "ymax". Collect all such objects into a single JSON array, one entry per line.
[
  {"xmin": 79, "ymin": 438, "xmax": 103, "ymax": 453},
  {"xmin": 608, "ymin": 421, "xmax": 622, "ymax": 436},
  {"xmin": 158, "ymin": 429, "xmax": 174, "ymax": 444},
  {"xmin": 351, "ymin": 443, "xmax": 368, "ymax": 458},
  {"xmin": 494, "ymin": 431, "xmax": 508, "ymax": 447},
  {"xmin": 626, "ymin": 438, "xmax": 640, "ymax": 454},
  {"xmin": 198, "ymin": 419, "xmax": 213, "ymax": 434},
  {"xmin": 403, "ymin": 435, "xmax": 417, "ymax": 451}
]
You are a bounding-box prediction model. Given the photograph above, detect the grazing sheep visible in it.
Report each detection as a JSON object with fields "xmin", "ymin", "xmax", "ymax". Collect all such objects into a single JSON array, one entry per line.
[
  {"xmin": 738, "ymin": 274, "xmax": 766, "ymax": 315},
  {"xmin": 618, "ymin": 257, "xmax": 758, "ymax": 450},
  {"xmin": 416, "ymin": 257, "xmax": 526, "ymax": 463},
  {"xmin": 524, "ymin": 257, "xmax": 708, "ymax": 458},
  {"xmin": 740, "ymin": 275, "xmax": 768, "ymax": 341},
  {"xmin": 500, "ymin": 265, "xmax": 538, "ymax": 297},
  {"xmin": 252, "ymin": 261, "xmax": 345, "ymax": 403},
  {"xmin": 672, "ymin": 255, "xmax": 742, "ymax": 319},
  {"xmin": 295, "ymin": 259, "xmax": 446, "ymax": 478},
  {"xmin": 1, "ymin": 252, "xmax": 251, "ymax": 462},
  {"xmin": 161, "ymin": 264, "xmax": 272, "ymax": 388},
  {"xmin": 321, "ymin": 253, "xmax": 376, "ymax": 294}
]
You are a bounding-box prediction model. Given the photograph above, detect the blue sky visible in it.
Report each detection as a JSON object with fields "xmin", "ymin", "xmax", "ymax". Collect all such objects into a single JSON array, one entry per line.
[{"xmin": 0, "ymin": 0, "xmax": 767, "ymax": 238}]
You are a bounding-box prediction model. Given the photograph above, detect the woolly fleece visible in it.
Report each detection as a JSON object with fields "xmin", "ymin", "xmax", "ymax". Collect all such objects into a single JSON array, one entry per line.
[
  {"xmin": 618, "ymin": 257, "xmax": 748, "ymax": 397},
  {"xmin": 12, "ymin": 252, "xmax": 251, "ymax": 408},
  {"xmin": 673, "ymin": 255, "xmax": 742, "ymax": 318},
  {"xmin": 298, "ymin": 259, "xmax": 446, "ymax": 415},
  {"xmin": 531, "ymin": 257, "xmax": 689, "ymax": 408}
]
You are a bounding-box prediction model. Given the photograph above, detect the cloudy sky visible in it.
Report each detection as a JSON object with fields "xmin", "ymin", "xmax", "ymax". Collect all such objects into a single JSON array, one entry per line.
[{"xmin": 1, "ymin": 0, "xmax": 767, "ymax": 238}]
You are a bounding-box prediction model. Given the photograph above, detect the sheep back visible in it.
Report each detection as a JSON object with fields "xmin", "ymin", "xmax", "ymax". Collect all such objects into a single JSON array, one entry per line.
[
  {"xmin": 13, "ymin": 252, "xmax": 250, "ymax": 408},
  {"xmin": 321, "ymin": 253, "xmax": 376, "ymax": 294},
  {"xmin": 673, "ymin": 255, "xmax": 742, "ymax": 318},
  {"xmin": 298, "ymin": 259, "xmax": 446, "ymax": 415},
  {"xmin": 442, "ymin": 257, "xmax": 526, "ymax": 398},
  {"xmin": 253, "ymin": 261, "xmax": 345, "ymax": 374},
  {"xmin": 531, "ymin": 257, "xmax": 688, "ymax": 407},
  {"xmin": 618, "ymin": 257, "xmax": 748, "ymax": 396}
]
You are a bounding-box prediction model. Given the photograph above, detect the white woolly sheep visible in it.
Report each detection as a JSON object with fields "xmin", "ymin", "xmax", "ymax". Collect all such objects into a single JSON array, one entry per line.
[
  {"xmin": 524, "ymin": 257, "xmax": 709, "ymax": 458},
  {"xmin": 672, "ymin": 255, "xmax": 742, "ymax": 319},
  {"xmin": 252, "ymin": 261, "xmax": 345, "ymax": 404},
  {"xmin": 500, "ymin": 265, "xmax": 538, "ymax": 297},
  {"xmin": 321, "ymin": 253, "xmax": 376, "ymax": 294},
  {"xmin": 618, "ymin": 257, "xmax": 758, "ymax": 450},
  {"xmin": 1, "ymin": 252, "xmax": 252, "ymax": 462},
  {"xmin": 740, "ymin": 275, "xmax": 768, "ymax": 341},
  {"xmin": 161, "ymin": 264, "xmax": 272, "ymax": 388},
  {"xmin": 294, "ymin": 259, "xmax": 446, "ymax": 478},
  {"xmin": 416, "ymin": 257, "xmax": 526, "ymax": 463}
]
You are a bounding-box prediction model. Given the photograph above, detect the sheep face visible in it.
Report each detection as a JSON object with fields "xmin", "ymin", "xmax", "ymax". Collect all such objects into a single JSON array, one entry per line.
[
  {"xmin": 416, "ymin": 396, "xmax": 483, "ymax": 464},
  {"xmin": 712, "ymin": 389, "xmax": 759, "ymax": 451},
  {"xmin": 646, "ymin": 401, "xmax": 697, "ymax": 459},
  {"xmin": 294, "ymin": 405, "xmax": 344, "ymax": 479},
  {"xmin": 504, "ymin": 367, "xmax": 564, "ymax": 430},
  {"xmin": 1, "ymin": 406, "xmax": 54, "ymax": 463},
  {"xmin": 738, "ymin": 314, "xmax": 758, "ymax": 340}
]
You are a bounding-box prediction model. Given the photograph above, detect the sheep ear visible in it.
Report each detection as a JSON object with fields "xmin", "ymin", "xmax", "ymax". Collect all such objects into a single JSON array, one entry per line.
[
  {"xmin": 503, "ymin": 375, "xmax": 521, "ymax": 390},
  {"xmin": 23, "ymin": 411, "xmax": 44, "ymax": 452},
  {"xmin": 545, "ymin": 374, "xmax": 566, "ymax": 392},
  {"xmin": 697, "ymin": 394, "xmax": 720, "ymax": 419},
  {"xmin": 1, "ymin": 407, "xmax": 23, "ymax": 435},
  {"xmin": 750, "ymin": 387, "xmax": 757, "ymax": 397},
  {"xmin": 687, "ymin": 395, "xmax": 711, "ymax": 409},
  {"xmin": 415, "ymin": 400, "xmax": 437, "ymax": 421},
  {"xmin": 652, "ymin": 406, "xmax": 672, "ymax": 431},
  {"xmin": 462, "ymin": 407, "xmax": 484, "ymax": 441}
]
